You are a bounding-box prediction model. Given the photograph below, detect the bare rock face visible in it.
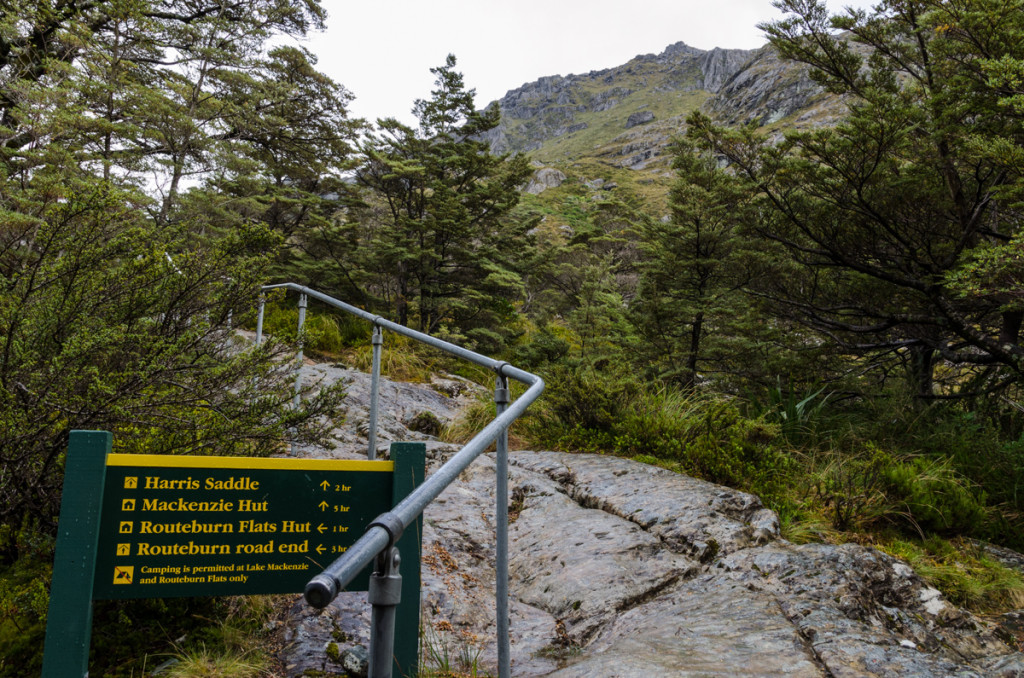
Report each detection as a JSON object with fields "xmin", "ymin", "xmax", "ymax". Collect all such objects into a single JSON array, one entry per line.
[
  {"xmin": 478, "ymin": 41, "xmax": 753, "ymax": 157},
  {"xmin": 524, "ymin": 167, "xmax": 568, "ymax": 195},
  {"xmin": 279, "ymin": 365, "xmax": 1024, "ymax": 677},
  {"xmin": 705, "ymin": 43, "xmax": 847, "ymax": 129},
  {"xmin": 624, "ymin": 110, "xmax": 655, "ymax": 128},
  {"xmin": 699, "ymin": 45, "xmax": 757, "ymax": 93}
]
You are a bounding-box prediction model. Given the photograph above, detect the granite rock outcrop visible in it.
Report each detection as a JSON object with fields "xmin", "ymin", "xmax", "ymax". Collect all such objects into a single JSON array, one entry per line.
[{"xmin": 279, "ymin": 362, "xmax": 1024, "ymax": 677}]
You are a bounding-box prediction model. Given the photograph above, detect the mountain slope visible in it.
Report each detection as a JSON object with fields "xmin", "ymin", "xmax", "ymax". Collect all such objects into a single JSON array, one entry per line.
[{"xmin": 483, "ymin": 40, "xmax": 845, "ymax": 172}]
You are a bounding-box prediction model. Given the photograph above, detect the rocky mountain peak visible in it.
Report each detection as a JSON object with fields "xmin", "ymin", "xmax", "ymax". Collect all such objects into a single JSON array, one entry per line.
[
  {"xmin": 661, "ymin": 40, "xmax": 705, "ymax": 59},
  {"xmin": 480, "ymin": 39, "xmax": 840, "ymax": 170},
  {"xmin": 479, "ymin": 41, "xmax": 757, "ymax": 159}
]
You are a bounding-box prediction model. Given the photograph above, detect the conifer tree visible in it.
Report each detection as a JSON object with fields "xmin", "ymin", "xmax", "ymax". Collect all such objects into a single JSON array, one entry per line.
[
  {"xmin": 634, "ymin": 140, "xmax": 767, "ymax": 388},
  {"xmin": 356, "ymin": 55, "xmax": 532, "ymax": 349}
]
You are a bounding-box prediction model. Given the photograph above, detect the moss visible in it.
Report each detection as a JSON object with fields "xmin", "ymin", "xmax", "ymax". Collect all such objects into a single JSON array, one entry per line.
[{"xmin": 408, "ymin": 410, "xmax": 442, "ymax": 436}]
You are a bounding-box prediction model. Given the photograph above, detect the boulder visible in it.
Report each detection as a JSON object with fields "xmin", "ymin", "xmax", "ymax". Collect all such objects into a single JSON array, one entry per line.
[
  {"xmin": 524, "ymin": 168, "xmax": 567, "ymax": 195},
  {"xmin": 625, "ymin": 111, "xmax": 655, "ymax": 128}
]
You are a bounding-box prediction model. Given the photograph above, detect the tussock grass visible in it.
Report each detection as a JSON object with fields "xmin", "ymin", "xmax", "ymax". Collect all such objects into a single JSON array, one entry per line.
[
  {"xmin": 420, "ymin": 624, "xmax": 490, "ymax": 677},
  {"xmin": 345, "ymin": 339, "xmax": 435, "ymax": 383},
  {"xmin": 159, "ymin": 644, "xmax": 264, "ymax": 678}
]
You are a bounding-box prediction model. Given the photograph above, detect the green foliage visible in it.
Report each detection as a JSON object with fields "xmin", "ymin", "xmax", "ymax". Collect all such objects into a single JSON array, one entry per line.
[
  {"xmin": 510, "ymin": 324, "xmax": 572, "ymax": 371},
  {"xmin": 159, "ymin": 645, "xmax": 264, "ymax": 678},
  {"xmin": 0, "ymin": 185, "xmax": 344, "ymax": 559},
  {"xmin": 681, "ymin": 0, "xmax": 1024, "ymax": 397},
  {"xmin": 633, "ymin": 139, "xmax": 768, "ymax": 387},
  {"xmin": 611, "ymin": 392, "xmax": 792, "ymax": 507},
  {"xmin": 884, "ymin": 456, "xmax": 988, "ymax": 535},
  {"xmin": 0, "ymin": 0, "xmax": 352, "ymax": 231},
  {"xmin": 352, "ymin": 55, "xmax": 533, "ymax": 343},
  {"xmin": 529, "ymin": 372, "xmax": 794, "ymax": 507},
  {"xmin": 540, "ymin": 367, "xmax": 640, "ymax": 435},
  {"xmin": 883, "ymin": 538, "xmax": 1024, "ymax": 613},
  {"xmin": 808, "ymin": 396, "xmax": 1024, "ymax": 546},
  {"xmin": 0, "ymin": 551, "xmax": 282, "ymax": 678},
  {"xmin": 0, "ymin": 520, "xmax": 52, "ymax": 677},
  {"xmin": 258, "ymin": 303, "xmax": 368, "ymax": 354},
  {"xmin": 84, "ymin": 596, "xmax": 280, "ymax": 678},
  {"xmin": 345, "ymin": 332, "xmax": 436, "ymax": 384},
  {"xmin": 748, "ymin": 379, "xmax": 832, "ymax": 442}
]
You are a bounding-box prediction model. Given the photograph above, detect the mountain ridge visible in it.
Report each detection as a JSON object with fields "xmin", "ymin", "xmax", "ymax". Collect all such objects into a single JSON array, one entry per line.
[{"xmin": 481, "ymin": 39, "xmax": 844, "ymax": 171}]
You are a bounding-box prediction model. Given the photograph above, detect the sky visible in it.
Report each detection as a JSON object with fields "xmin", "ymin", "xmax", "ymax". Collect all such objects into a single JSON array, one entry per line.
[{"xmin": 302, "ymin": 0, "xmax": 876, "ymax": 126}]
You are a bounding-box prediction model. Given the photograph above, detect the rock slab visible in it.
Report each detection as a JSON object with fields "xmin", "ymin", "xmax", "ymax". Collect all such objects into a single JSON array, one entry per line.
[{"xmin": 280, "ymin": 368, "xmax": 1024, "ymax": 677}]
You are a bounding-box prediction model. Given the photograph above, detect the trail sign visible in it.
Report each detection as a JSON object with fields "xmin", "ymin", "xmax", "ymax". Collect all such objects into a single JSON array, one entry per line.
[
  {"xmin": 94, "ymin": 452, "xmax": 393, "ymax": 598},
  {"xmin": 42, "ymin": 431, "xmax": 425, "ymax": 678}
]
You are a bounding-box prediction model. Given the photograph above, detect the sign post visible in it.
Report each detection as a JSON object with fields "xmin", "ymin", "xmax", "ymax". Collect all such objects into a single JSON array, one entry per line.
[{"xmin": 42, "ymin": 431, "xmax": 424, "ymax": 677}]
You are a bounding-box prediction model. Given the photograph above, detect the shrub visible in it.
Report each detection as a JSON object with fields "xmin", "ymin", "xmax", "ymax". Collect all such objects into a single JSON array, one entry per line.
[
  {"xmin": 809, "ymin": 446, "xmax": 901, "ymax": 532},
  {"xmin": 808, "ymin": 444, "xmax": 988, "ymax": 536},
  {"xmin": 882, "ymin": 456, "xmax": 988, "ymax": 535},
  {"xmin": 258, "ymin": 303, "xmax": 366, "ymax": 354},
  {"xmin": 535, "ymin": 377, "xmax": 794, "ymax": 508},
  {"xmin": 540, "ymin": 366, "xmax": 639, "ymax": 435}
]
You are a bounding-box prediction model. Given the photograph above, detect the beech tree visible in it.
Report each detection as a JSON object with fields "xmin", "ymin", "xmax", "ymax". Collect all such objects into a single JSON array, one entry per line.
[
  {"xmin": 687, "ymin": 0, "xmax": 1024, "ymax": 397},
  {"xmin": 1, "ymin": 0, "xmax": 355, "ymax": 228},
  {"xmin": 0, "ymin": 185, "xmax": 346, "ymax": 560},
  {"xmin": 356, "ymin": 55, "xmax": 532, "ymax": 348},
  {"xmin": 0, "ymin": 1, "xmax": 353, "ymax": 558}
]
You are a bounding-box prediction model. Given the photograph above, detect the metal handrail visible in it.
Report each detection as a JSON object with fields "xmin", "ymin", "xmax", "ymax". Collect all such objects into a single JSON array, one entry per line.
[{"xmin": 255, "ymin": 283, "xmax": 544, "ymax": 678}]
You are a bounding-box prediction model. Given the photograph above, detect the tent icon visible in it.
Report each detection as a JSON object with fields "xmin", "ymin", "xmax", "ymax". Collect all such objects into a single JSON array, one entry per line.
[{"xmin": 113, "ymin": 566, "xmax": 134, "ymax": 585}]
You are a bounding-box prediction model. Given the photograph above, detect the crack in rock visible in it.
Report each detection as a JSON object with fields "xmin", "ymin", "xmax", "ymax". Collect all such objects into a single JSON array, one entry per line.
[{"xmin": 510, "ymin": 451, "xmax": 780, "ymax": 562}]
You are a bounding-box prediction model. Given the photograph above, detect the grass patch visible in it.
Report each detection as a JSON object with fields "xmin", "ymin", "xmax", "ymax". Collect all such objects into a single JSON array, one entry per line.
[
  {"xmin": 880, "ymin": 537, "xmax": 1024, "ymax": 614},
  {"xmin": 0, "ymin": 553, "xmax": 284, "ymax": 678},
  {"xmin": 158, "ymin": 643, "xmax": 266, "ymax": 678},
  {"xmin": 250, "ymin": 300, "xmax": 370, "ymax": 355},
  {"xmin": 420, "ymin": 623, "xmax": 490, "ymax": 678}
]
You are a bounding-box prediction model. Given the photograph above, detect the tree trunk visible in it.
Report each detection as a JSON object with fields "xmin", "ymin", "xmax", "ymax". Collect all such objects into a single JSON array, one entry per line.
[
  {"xmin": 907, "ymin": 344, "xmax": 936, "ymax": 399},
  {"xmin": 686, "ymin": 311, "xmax": 704, "ymax": 388},
  {"xmin": 1000, "ymin": 309, "xmax": 1022, "ymax": 346}
]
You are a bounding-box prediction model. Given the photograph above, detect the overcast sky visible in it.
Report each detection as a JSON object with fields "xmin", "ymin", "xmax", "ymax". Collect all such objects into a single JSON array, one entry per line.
[{"xmin": 302, "ymin": 0, "xmax": 875, "ymax": 126}]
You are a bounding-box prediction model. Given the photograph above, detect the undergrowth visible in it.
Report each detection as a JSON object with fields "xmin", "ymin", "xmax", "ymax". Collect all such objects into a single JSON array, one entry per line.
[
  {"xmin": 420, "ymin": 624, "xmax": 489, "ymax": 678},
  {"xmin": 13, "ymin": 318, "xmax": 1024, "ymax": 674},
  {"xmin": 0, "ymin": 553, "xmax": 284, "ymax": 678}
]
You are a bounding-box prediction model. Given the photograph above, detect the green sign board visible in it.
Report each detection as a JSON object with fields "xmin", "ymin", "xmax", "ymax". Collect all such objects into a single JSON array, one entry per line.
[
  {"xmin": 42, "ymin": 431, "xmax": 425, "ymax": 678},
  {"xmin": 94, "ymin": 453, "xmax": 393, "ymax": 598}
]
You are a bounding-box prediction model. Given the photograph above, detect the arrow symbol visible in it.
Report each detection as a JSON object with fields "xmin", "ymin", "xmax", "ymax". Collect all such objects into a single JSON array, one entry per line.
[
  {"xmin": 319, "ymin": 501, "xmax": 329, "ymax": 511},
  {"xmin": 318, "ymin": 523, "xmax": 327, "ymax": 534},
  {"xmin": 316, "ymin": 544, "xmax": 326, "ymax": 555},
  {"xmin": 319, "ymin": 480, "xmax": 330, "ymax": 491}
]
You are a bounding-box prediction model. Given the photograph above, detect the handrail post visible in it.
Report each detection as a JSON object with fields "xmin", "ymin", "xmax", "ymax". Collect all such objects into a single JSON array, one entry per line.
[
  {"xmin": 264, "ymin": 283, "xmax": 546, "ymax": 677},
  {"xmin": 494, "ymin": 372, "xmax": 511, "ymax": 678},
  {"xmin": 368, "ymin": 545, "xmax": 402, "ymax": 678},
  {"xmin": 368, "ymin": 325, "xmax": 383, "ymax": 459},
  {"xmin": 293, "ymin": 293, "xmax": 307, "ymax": 408},
  {"xmin": 255, "ymin": 294, "xmax": 265, "ymax": 346}
]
